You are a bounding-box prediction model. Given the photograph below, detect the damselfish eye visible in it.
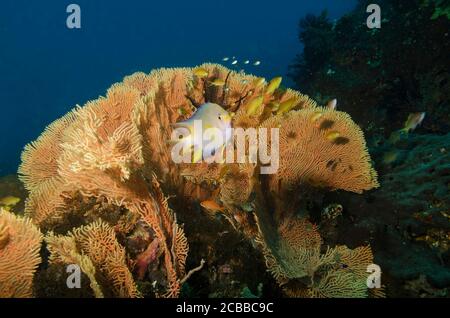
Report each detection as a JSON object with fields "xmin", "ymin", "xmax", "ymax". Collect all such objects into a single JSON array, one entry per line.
[{"xmin": 218, "ymin": 115, "xmax": 222, "ymax": 120}]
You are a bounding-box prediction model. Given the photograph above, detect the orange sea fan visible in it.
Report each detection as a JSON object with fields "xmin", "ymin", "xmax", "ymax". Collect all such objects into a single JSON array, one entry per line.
[
  {"xmin": 219, "ymin": 163, "xmax": 255, "ymax": 206},
  {"xmin": 59, "ymin": 83, "xmax": 145, "ymax": 181},
  {"xmin": 260, "ymin": 108, "xmax": 379, "ymax": 194},
  {"xmin": 18, "ymin": 109, "xmax": 78, "ymax": 226},
  {"xmin": 47, "ymin": 220, "xmax": 140, "ymax": 298},
  {"xmin": 18, "ymin": 109, "xmax": 77, "ymax": 192},
  {"xmin": 72, "ymin": 220, "xmax": 140, "ymax": 298},
  {"xmin": 133, "ymin": 174, "xmax": 194, "ymax": 298},
  {"xmin": 131, "ymin": 68, "xmax": 193, "ymax": 190},
  {"xmin": 21, "ymin": 83, "xmax": 146, "ymax": 227},
  {"xmin": 123, "ymin": 72, "xmax": 157, "ymax": 96},
  {"xmin": 17, "ymin": 63, "xmax": 380, "ymax": 298},
  {"xmin": 0, "ymin": 209, "xmax": 43, "ymax": 297},
  {"xmin": 45, "ymin": 232, "xmax": 104, "ymax": 298}
]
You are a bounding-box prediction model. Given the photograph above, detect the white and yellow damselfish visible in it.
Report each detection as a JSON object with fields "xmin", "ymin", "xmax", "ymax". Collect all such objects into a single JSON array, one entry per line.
[{"xmin": 171, "ymin": 103, "xmax": 232, "ymax": 163}]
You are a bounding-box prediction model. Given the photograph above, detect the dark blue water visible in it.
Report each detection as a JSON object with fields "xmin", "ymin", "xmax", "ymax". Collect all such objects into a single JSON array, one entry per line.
[{"xmin": 0, "ymin": 0, "xmax": 356, "ymax": 175}]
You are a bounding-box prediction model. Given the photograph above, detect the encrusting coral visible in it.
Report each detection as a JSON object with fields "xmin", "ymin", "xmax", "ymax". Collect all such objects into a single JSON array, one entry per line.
[
  {"xmin": 0, "ymin": 208, "xmax": 43, "ymax": 297},
  {"xmin": 14, "ymin": 63, "xmax": 379, "ymax": 298}
]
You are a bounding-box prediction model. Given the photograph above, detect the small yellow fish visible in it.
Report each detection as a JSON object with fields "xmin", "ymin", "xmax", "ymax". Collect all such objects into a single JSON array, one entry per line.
[
  {"xmin": 388, "ymin": 131, "xmax": 402, "ymax": 144},
  {"xmin": 440, "ymin": 211, "xmax": 450, "ymax": 220},
  {"xmin": 265, "ymin": 77, "xmax": 282, "ymax": 95},
  {"xmin": 200, "ymin": 200, "xmax": 225, "ymax": 212},
  {"xmin": 311, "ymin": 111, "xmax": 323, "ymax": 123},
  {"xmin": 383, "ymin": 151, "xmax": 398, "ymax": 164},
  {"xmin": 246, "ymin": 96, "xmax": 264, "ymax": 116},
  {"xmin": 193, "ymin": 67, "xmax": 209, "ymax": 78},
  {"xmin": 268, "ymin": 101, "xmax": 280, "ymax": 112},
  {"xmin": 326, "ymin": 131, "xmax": 340, "ymax": 141},
  {"xmin": 177, "ymin": 107, "xmax": 188, "ymax": 116},
  {"xmin": 0, "ymin": 196, "xmax": 20, "ymax": 207},
  {"xmin": 277, "ymin": 98, "xmax": 297, "ymax": 114},
  {"xmin": 253, "ymin": 77, "xmax": 266, "ymax": 87},
  {"xmin": 210, "ymin": 79, "xmax": 226, "ymax": 87},
  {"xmin": 401, "ymin": 112, "xmax": 426, "ymax": 133},
  {"xmin": 414, "ymin": 235, "xmax": 429, "ymax": 242}
]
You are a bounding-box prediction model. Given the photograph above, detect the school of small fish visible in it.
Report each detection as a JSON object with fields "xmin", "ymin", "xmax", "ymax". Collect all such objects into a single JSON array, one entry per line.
[{"xmin": 222, "ymin": 56, "xmax": 261, "ymax": 67}]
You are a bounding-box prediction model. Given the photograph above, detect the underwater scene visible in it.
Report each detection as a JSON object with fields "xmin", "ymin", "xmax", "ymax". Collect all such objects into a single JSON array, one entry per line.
[{"xmin": 0, "ymin": 0, "xmax": 449, "ymax": 301}]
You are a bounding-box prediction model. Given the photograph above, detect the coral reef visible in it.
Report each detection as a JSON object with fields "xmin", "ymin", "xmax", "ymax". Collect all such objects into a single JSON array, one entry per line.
[
  {"xmin": 289, "ymin": 0, "xmax": 450, "ymax": 137},
  {"xmin": 46, "ymin": 220, "xmax": 140, "ymax": 298},
  {"xmin": 314, "ymin": 132, "xmax": 450, "ymax": 297},
  {"xmin": 6, "ymin": 63, "xmax": 378, "ymax": 298},
  {"xmin": 286, "ymin": 1, "xmax": 449, "ymax": 297},
  {"xmin": 0, "ymin": 208, "xmax": 43, "ymax": 297}
]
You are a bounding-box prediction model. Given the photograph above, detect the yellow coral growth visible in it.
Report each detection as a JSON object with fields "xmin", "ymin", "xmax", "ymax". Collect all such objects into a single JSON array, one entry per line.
[
  {"xmin": 256, "ymin": 214, "xmax": 377, "ymax": 298},
  {"xmin": 257, "ymin": 217, "xmax": 329, "ymax": 282},
  {"xmin": 0, "ymin": 208, "xmax": 43, "ymax": 297},
  {"xmin": 307, "ymin": 245, "xmax": 376, "ymax": 298},
  {"xmin": 261, "ymin": 108, "xmax": 379, "ymax": 193}
]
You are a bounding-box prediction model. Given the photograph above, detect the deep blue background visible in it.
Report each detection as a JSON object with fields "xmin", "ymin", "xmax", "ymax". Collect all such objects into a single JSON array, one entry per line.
[{"xmin": 0, "ymin": 0, "xmax": 356, "ymax": 175}]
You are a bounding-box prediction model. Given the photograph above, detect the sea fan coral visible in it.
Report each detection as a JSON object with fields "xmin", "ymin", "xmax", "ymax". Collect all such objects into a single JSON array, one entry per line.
[
  {"xmin": 18, "ymin": 63, "xmax": 378, "ymax": 298},
  {"xmin": 255, "ymin": 214, "xmax": 377, "ymax": 298},
  {"xmin": 46, "ymin": 220, "xmax": 140, "ymax": 298},
  {"xmin": 260, "ymin": 108, "xmax": 379, "ymax": 194},
  {"xmin": 0, "ymin": 208, "xmax": 43, "ymax": 297},
  {"xmin": 45, "ymin": 232, "xmax": 104, "ymax": 298},
  {"xmin": 134, "ymin": 174, "xmax": 193, "ymax": 298}
]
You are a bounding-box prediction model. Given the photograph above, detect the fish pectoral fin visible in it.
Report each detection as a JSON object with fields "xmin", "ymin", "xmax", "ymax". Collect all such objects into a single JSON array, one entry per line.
[{"xmin": 192, "ymin": 146, "xmax": 203, "ymax": 163}]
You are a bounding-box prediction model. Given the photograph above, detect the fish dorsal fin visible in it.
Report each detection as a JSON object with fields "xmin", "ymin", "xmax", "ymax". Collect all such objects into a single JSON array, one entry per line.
[{"xmin": 171, "ymin": 121, "xmax": 193, "ymax": 134}]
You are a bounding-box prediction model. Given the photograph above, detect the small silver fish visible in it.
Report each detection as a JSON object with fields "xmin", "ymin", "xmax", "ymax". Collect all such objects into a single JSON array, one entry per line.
[
  {"xmin": 253, "ymin": 61, "xmax": 261, "ymax": 66},
  {"xmin": 244, "ymin": 60, "xmax": 250, "ymax": 64},
  {"xmin": 231, "ymin": 60, "xmax": 238, "ymax": 65},
  {"xmin": 327, "ymin": 98, "xmax": 337, "ymax": 110},
  {"xmin": 222, "ymin": 57, "xmax": 229, "ymax": 61}
]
